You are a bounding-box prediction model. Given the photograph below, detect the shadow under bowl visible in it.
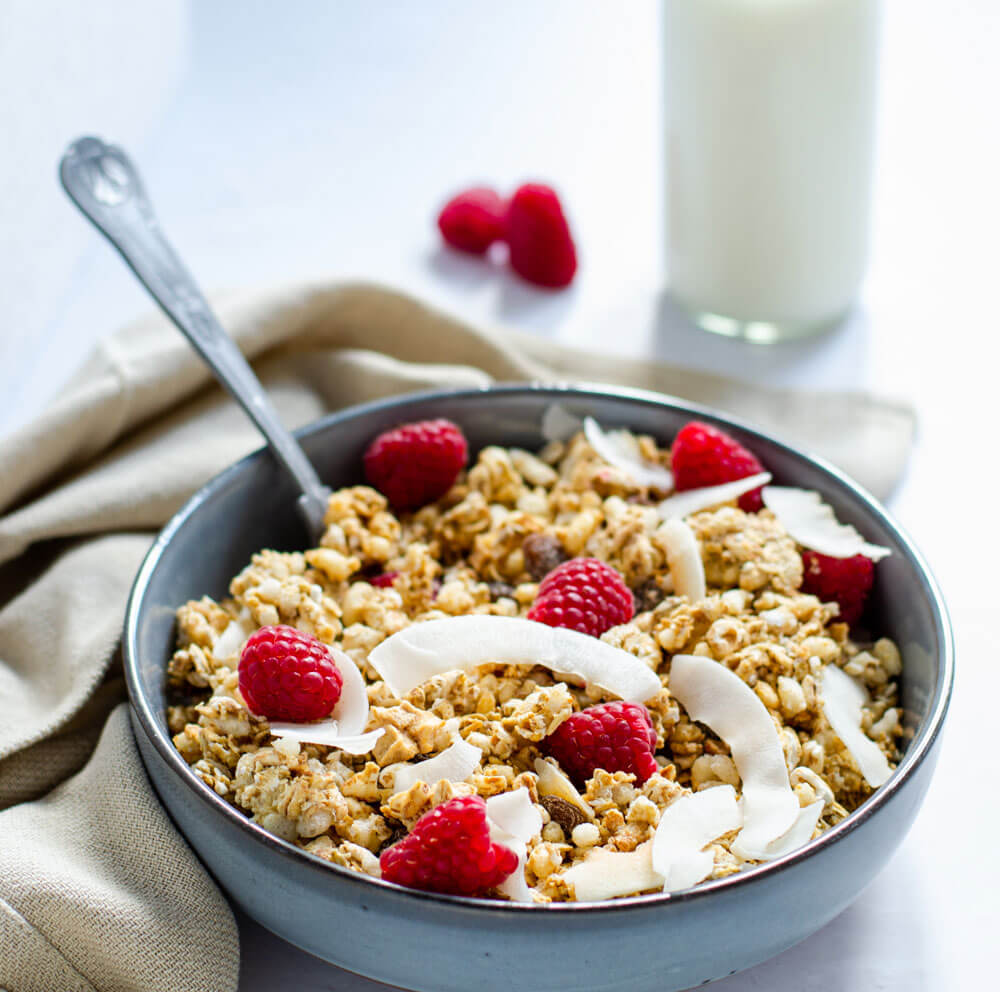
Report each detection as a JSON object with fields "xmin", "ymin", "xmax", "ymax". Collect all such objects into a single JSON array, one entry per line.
[{"xmin": 124, "ymin": 384, "xmax": 953, "ymax": 992}]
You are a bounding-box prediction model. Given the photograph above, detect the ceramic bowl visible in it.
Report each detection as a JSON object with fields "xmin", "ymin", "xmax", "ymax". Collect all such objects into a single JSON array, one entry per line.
[{"xmin": 124, "ymin": 384, "xmax": 953, "ymax": 992}]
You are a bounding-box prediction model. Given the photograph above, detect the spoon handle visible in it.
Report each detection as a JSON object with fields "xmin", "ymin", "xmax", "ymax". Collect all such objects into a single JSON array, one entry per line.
[{"xmin": 59, "ymin": 136, "xmax": 330, "ymax": 542}]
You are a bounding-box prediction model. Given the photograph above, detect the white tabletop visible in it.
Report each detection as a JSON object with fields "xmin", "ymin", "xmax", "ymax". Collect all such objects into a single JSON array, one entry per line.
[{"xmin": 1, "ymin": 2, "xmax": 994, "ymax": 990}]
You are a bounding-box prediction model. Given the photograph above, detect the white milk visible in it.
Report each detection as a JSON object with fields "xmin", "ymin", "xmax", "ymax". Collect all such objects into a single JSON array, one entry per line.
[{"xmin": 665, "ymin": 0, "xmax": 880, "ymax": 339}]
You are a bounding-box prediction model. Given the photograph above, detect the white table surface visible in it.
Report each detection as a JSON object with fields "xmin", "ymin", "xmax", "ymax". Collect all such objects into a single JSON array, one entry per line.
[{"xmin": 1, "ymin": 2, "xmax": 995, "ymax": 990}]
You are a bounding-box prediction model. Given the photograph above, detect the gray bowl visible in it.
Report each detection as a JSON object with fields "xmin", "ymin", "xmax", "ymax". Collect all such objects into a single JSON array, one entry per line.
[{"xmin": 124, "ymin": 384, "xmax": 952, "ymax": 992}]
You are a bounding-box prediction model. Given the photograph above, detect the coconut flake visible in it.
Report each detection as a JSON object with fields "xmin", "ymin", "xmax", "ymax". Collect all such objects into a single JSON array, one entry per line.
[
  {"xmin": 583, "ymin": 417, "xmax": 674, "ymax": 490},
  {"xmin": 762, "ymin": 486, "xmax": 892, "ymax": 561},
  {"xmin": 486, "ymin": 788, "xmax": 544, "ymax": 843},
  {"xmin": 651, "ymin": 786, "xmax": 741, "ymax": 892},
  {"xmin": 265, "ymin": 725, "xmax": 384, "ymax": 754},
  {"xmin": 669, "ymin": 654, "xmax": 799, "ymax": 854},
  {"xmin": 486, "ymin": 789, "xmax": 543, "ymax": 903},
  {"xmin": 213, "ymin": 612, "xmax": 255, "ymax": 661},
  {"xmin": 534, "ymin": 758, "xmax": 594, "ymax": 819},
  {"xmin": 659, "ymin": 518, "xmax": 706, "ymax": 602},
  {"xmin": 734, "ymin": 800, "xmax": 824, "ymax": 862},
  {"xmin": 657, "ymin": 473, "xmax": 772, "ymax": 520},
  {"xmin": 268, "ymin": 644, "xmax": 383, "ymax": 755},
  {"xmin": 541, "ymin": 403, "xmax": 584, "ymax": 442},
  {"xmin": 820, "ymin": 665, "xmax": 893, "ymax": 788},
  {"xmin": 388, "ymin": 738, "xmax": 482, "ymax": 795},
  {"xmin": 368, "ymin": 616, "xmax": 660, "ymax": 703},
  {"xmin": 562, "ymin": 841, "xmax": 663, "ymax": 902}
]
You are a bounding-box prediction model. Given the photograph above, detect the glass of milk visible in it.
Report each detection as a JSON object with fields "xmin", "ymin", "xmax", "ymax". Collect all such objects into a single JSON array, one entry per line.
[{"xmin": 665, "ymin": 0, "xmax": 880, "ymax": 342}]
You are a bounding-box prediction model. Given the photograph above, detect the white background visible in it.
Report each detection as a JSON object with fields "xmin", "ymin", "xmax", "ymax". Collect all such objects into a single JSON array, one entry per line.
[{"xmin": 1, "ymin": 2, "xmax": 995, "ymax": 989}]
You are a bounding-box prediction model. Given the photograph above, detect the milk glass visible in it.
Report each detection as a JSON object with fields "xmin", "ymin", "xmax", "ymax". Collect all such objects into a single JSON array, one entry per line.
[{"xmin": 665, "ymin": 0, "xmax": 880, "ymax": 342}]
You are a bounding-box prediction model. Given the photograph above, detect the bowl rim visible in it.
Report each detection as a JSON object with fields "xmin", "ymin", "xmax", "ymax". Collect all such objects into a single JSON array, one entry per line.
[{"xmin": 124, "ymin": 381, "xmax": 954, "ymax": 915}]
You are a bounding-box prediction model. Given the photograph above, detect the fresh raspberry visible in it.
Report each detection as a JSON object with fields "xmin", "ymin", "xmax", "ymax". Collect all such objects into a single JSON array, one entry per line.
[
  {"xmin": 363, "ymin": 419, "xmax": 468, "ymax": 510},
  {"xmin": 505, "ymin": 183, "xmax": 577, "ymax": 288},
  {"xmin": 379, "ymin": 795, "xmax": 518, "ymax": 897},
  {"xmin": 670, "ymin": 421, "xmax": 767, "ymax": 512},
  {"xmin": 527, "ymin": 558, "xmax": 634, "ymax": 637},
  {"xmin": 542, "ymin": 701, "xmax": 658, "ymax": 787},
  {"xmin": 437, "ymin": 187, "xmax": 506, "ymax": 255},
  {"xmin": 800, "ymin": 551, "xmax": 875, "ymax": 626},
  {"xmin": 238, "ymin": 625, "xmax": 343, "ymax": 722}
]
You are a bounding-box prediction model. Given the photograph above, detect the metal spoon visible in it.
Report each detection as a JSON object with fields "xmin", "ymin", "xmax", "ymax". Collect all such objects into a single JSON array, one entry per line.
[{"xmin": 58, "ymin": 136, "xmax": 331, "ymax": 543}]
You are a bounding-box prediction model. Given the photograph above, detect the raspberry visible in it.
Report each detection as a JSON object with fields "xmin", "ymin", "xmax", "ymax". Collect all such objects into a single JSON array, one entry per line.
[
  {"xmin": 379, "ymin": 795, "xmax": 518, "ymax": 897},
  {"xmin": 505, "ymin": 183, "xmax": 577, "ymax": 288},
  {"xmin": 437, "ymin": 187, "xmax": 506, "ymax": 255},
  {"xmin": 542, "ymin": 701, "xmax": 658, "ymax": 787},
  {"xmin": 800, "ymin": 551, "xmax": 875, "ymax": 626},
  {"xmin": 363, "ymin": 418, "xmax": 468, "ymax": 510},
  {"xmin": 671, "ymin": 421, "xmax": 766, "ymax": 512},
  {"xmin": 238, "ymin": 625, "xmax": 343, "ymax": 722},
  {"xmin": 527, "ymin": 558, "xmax": 634, "ymax": 638}
]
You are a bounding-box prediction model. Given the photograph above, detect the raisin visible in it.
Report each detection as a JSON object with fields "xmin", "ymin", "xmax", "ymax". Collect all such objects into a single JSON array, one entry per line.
[{"xmin": 522, "ymin": 533, "xmax": 570, "ymax": 581}]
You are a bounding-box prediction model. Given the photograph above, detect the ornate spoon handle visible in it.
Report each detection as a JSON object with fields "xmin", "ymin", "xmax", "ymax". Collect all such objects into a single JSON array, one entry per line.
[{"xmin": 59, "ymin": 136, "xmax": 330, "ymax": 542}]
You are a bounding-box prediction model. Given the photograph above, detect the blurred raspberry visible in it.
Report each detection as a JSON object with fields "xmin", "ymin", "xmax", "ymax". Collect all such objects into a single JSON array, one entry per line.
[
  {"xmin": 506, "ymin": 183, "xmax": 577, "ymax": 288},
  {"xmin": 238, "ymin": 625, "xmax": 342, "ymax": 722},
  {"xmin": 542, "ymin": 701, "xmax": 658, "ymax": 787},
  {"xmin": 379, "ymin": 795, "xmax": 518, "ymax": 896},
  {"xmin": 437, "ymin": 187, "xmax": 506, "ymax": 255},
  {"xmin": 670, "ymin": 421, "xmax": 766, "ymax": 512},
  {"xmin": 800, "ymin": 550, "xmax": 875, "ymax": 626},
  {"xmin": 363, "ymin": 418, "xmax": 468, "ymax": 510},
  {"xmin": 527, "ymin": 558, "xmax": 634, "ymax": 638}
]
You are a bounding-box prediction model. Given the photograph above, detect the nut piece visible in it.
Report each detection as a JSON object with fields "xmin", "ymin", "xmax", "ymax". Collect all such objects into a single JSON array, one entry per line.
[
  {"xmin": 541, "ymin": 795, "xmax": 588, "ymax": 833},
  {"xmin": 571, "ymin": 822, "xmax": 602, "ymax": 848}
]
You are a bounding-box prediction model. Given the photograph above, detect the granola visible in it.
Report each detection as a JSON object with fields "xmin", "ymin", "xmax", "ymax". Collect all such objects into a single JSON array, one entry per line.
[{"xmin": 168, "ymin": 422, "xmax": 905, "ymax": 902}]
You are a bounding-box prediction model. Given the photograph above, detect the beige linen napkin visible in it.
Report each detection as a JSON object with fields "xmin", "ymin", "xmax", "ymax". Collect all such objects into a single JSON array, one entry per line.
[{"xmin": 0, "ymin": 281, "xmax": 914, "ymax": 991}]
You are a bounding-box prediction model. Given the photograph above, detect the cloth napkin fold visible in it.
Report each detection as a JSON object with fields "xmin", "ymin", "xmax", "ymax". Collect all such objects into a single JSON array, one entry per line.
[{"xmin": 0, "ymin": 281, "xmax": 914, "ymax": 991}]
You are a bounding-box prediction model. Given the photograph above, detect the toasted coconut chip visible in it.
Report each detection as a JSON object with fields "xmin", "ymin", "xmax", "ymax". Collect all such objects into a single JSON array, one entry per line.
[
  {"xmin": 541, "ymin": 403, "xmax": 583, "ymax": 442},
  {"xmin": 820, "ymin": 665, "xmax": 893, "ymax": 788},
  {"xmin": 659, "ymin": 518, "xmax": 706, "ymax": 602},
  {"xmin": 486, "ymin": 789, "xmax": 543, "ymax": 903},
  {"xmin": 562, "ymin": 841, "xmax": 663, "ymax": 902},
  {"xmin": 368, "ymin": 616, "xmax": 661, "ymax": 703},
  {"xmin": 657, "ymin": 473, "xmax": 772, "ymax": 520},
  {"xmin": 651, "ymin": 786, "xmax": 741, "ymax": 892},
  {"xmin": 762, "ymin": 486, "xmax": 892, "ymax": 561},
  {"xmin": 583, "ymin": 417, "xmax": 674, "ymax": 490},
  {"xmin": 388, "ymin": 738, "xmax": 482, "ymax": 795},
  {"xmin": 669, "ymin": 654, "xmax": 799, "ymax": 853},
  {"xmin": 734, "ymin": 799, "xmax": 825, "ymax": 862},
  {"xmin": 269, "ymin": 644, "xmax": 383, "ymax": 755}
]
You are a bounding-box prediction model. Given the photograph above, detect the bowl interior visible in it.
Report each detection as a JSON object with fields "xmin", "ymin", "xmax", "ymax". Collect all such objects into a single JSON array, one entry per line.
[{"xmin": 126, "ymin": 384, "xmax": 951, "ymax": 905}]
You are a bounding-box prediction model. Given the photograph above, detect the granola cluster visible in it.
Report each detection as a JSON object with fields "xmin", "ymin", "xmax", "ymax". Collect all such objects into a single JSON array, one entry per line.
[{"xmin": 167, "ymin": 430, "xmax": 905, "ymax": 902}]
